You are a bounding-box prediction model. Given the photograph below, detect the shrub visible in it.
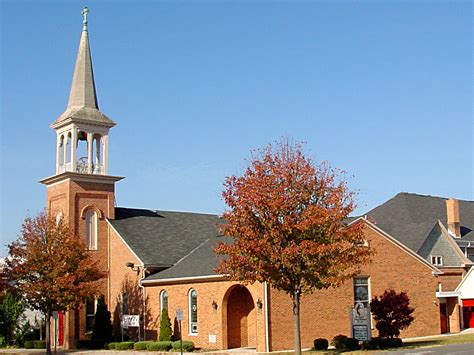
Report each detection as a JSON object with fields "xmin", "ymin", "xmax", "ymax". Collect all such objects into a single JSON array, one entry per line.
[
  {"xmin": 92, "ymin": 296, "xmax": 113, "ymax": 344},
  {"xmin": 24, "ymin": 340, "xmax": 35, "ymax": 349},
  {"xmin": 331, "ymin": 334, "xmax": 348, "ymax": 350},
  {"xmin": 159, "ymin": 308, "xmax": 173, "ymax": 341},
  {"xmin": 115, "ymin": 341, "xmax": 134, "ymax": 350},
  {"xmin": 74, "ymin": 339, "xmax": 105, "ymax": 349},
  {"xmin": 345, "ymin": 337, "xmax": 360, "ymax": 350},
  {"xmin": 107, "ymin": 342, "xmax": 120, "ymax": 349},
  {"xmin": 370, "ymin": 290, "xmax": 414, "ymax": 338},
  {"xmin": 33, "ymin": 340, "xmax": 46, "ymax": 349},
  {"xmin": 147, "ymin": 341, "xmax": 172, "ymax": 351},
  {"xmin": 313, "ymin": 338, "xmax": 328, "ymax": 350},
  {"xmin": 134, "ymin": 341, "xmax": 153, "ymax": 350},
  {"xmin": 172, "ymin": 340, "xmax": 195, "ymax": 352}
]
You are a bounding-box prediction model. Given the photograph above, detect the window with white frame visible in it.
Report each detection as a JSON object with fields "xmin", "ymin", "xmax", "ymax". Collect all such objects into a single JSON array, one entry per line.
[
  {"xmin": 160, "ymin": 290, "xmax": 168, "ymax": 311},
  {"xmin": 85, "ymin": 298, "xmax": 96, "ymax": 333},
  {"xmin": 353, "ymin": 276, "xmax": 370, "ymax": 307},
  {"xmin": 188, "ymin": 289, "xmax": 198, "ymax": 334},
  {"xmin": 85, "ymin": 210, "xmax": 98, "ymax": 250},
  {"xmin": 431, "ymin": 255, "xmax": 443, "ymax": 266}
]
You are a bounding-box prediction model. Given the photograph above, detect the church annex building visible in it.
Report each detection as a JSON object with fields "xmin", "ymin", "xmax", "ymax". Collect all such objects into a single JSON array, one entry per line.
[{"xmin": 38, "ymin": 10, "xmax": 474, "ymax": 351}]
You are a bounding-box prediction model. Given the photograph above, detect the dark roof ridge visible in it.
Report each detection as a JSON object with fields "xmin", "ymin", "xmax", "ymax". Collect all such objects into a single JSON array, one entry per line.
[
  {"xmin": 115, "ymin": 206, "xmax": 220, "ymax": 217},
  {"xmin": 394, "ymin": 192, "xmax": 473, "ymax": 203}
]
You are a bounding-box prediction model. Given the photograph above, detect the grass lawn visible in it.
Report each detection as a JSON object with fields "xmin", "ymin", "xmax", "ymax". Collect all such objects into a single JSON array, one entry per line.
[{"xmin": 282, "ymin": 333, "xmax": 474, "ymax": 354}]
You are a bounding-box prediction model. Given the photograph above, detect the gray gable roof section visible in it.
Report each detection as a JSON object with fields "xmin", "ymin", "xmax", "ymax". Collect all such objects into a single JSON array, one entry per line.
[
  {"xmin": 109, "ymin": 208, "xmax": 222, "ymax": 267},
  {"xmin": 143, "ymin": 235, "xmax": 232, "ymax": 283},
  {"xmin": 366, "ymin": 193, "xmax": 474, "ymax": 253}
]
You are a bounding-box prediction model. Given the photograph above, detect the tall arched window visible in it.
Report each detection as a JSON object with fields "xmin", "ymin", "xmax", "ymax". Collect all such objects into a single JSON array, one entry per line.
[
  {"xmin": 188, "ymin": 289, "xmax": 197, "ymax": 334},
  {"xmin": 160, "ymin": 290, "xmax": 168, "ymax": 312},
  {"xmin": 65, "ymin": 133, "xmax": 72, "ymax": 164},
  {"xmin": 85, "ymin": 210, "xmax": 97, "ymax": 250},
  {"xmin": 58, "ymin": 135, "xmax": 64, "ymax": 166}
]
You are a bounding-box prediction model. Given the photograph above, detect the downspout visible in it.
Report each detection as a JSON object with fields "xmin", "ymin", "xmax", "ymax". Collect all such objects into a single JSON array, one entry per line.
[
  {"xmin": 264, "ymin": 281, "xmax": 270, "ymax": 352},
  {"xmin": 139, "ymin": 267, "xmax": 147, "ymax": 341}
]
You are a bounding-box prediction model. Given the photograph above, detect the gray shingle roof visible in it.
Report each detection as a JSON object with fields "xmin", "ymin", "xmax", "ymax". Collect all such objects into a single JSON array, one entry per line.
[
  {"xmin": 366, "ymin": 193, "xmax": 474, "ymax": 252},
  {"xmin": 143, "ymin": 236, "xmax": 232, "ymax": 281},
  {"xmin": 109, "ymin": 208, "xmax": 222, "ymax": 267}
]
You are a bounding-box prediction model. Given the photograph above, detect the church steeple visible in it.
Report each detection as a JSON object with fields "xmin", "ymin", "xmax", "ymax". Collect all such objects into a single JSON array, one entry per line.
[
  {"xmin": 51, "ymin": 7, "xmax": 115, "ymax": 176},
  {"xmin": 66, "ymin": 7, "xmax": 99, "ymax": 110}
]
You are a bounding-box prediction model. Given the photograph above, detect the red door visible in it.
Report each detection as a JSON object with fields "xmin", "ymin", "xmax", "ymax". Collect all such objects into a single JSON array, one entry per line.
[
  {"xmin": 58, "ymin": 312, "xmax": 64, "ymax": 346},
  {"xmin": 462, "ymin": 300, "xmax": 474, "ymax": 329},
  {"xmin": 440, "ymin": 303, "xmax": 449, "ymax": 333}
]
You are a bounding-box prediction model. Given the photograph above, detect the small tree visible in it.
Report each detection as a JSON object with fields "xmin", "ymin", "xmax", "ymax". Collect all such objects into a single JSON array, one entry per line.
[
  {"xmin": 158, "ymin": 308, "xmax": 172, "ymax": 341},
  {"xmin": 6, "ymin": 211, "xmax": 104, "ymax": 354},
  {"xmin": 370, "ymin": 289, "xmax": 414, "ymax": 338},
  {"xmin": 0, "ymin": 292, "xmax": 24, "ymax": 345},
  {"xmin": 215, "ymin": 140, "xmax": 372, "ymax": 354},
  {"xmin": 92, "ymin": 296, "xmax": 112, "ymax": 344}
]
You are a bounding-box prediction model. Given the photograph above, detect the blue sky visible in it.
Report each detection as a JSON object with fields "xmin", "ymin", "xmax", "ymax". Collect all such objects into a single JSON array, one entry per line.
[{"xmin": 1, "ymin": 0, "xmax": 472, "ymax": 256}]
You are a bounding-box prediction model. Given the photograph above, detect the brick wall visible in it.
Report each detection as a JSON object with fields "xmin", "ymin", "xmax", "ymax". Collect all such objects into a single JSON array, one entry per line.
[
  {"xmin": 267, "ymin": 223, "xmax": 441, "ymax": 351},
  {"xmin": 145, "ymin": 280, "xmax": 267, "ymax": 351},
  {"xmin": 45, "ymin": 175, "xmax": 116, "ymax": 347}
]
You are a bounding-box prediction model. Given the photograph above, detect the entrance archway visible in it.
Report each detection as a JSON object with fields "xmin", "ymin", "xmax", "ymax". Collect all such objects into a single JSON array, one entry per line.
[{"xmin": 225, "ymin": 285, "xmax": 256, "ymax": 349}]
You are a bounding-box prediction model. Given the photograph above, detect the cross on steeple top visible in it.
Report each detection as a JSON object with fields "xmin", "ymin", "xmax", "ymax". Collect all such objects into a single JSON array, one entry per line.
[{"xmin": 82, "ymin": 7, "xmax": 89, "ymax": 31}]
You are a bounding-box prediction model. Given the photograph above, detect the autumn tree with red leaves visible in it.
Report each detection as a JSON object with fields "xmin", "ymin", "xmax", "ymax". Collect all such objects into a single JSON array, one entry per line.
[
  {"xmin": 215, "ymin": 141, "xmax": 372, "ymax": 354},
  {"xmin": 370, "ymin": 289, "xmax": 414, "ymax": 338},
  {"xmin": 6, "ymin": 211, "xmax": 104, "ymax": 354}
]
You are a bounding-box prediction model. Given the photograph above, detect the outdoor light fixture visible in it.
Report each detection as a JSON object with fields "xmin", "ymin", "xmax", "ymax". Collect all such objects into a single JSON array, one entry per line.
[
  {"xmin": 212, "ymin": 300, "xmax": 218, "ymax": 310},
  {"xmin": 256, "ymin": 298, "xmax": 263, "ymax": 309},
  {"xmin": 125, "ymin": 262, "xmax": 140, "ymax": 273}
]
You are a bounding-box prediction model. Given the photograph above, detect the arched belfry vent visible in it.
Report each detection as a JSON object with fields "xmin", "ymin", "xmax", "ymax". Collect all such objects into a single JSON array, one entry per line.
[{"xmin": 51, "ymin": 7, "xmax": 115, "ymax": 176}]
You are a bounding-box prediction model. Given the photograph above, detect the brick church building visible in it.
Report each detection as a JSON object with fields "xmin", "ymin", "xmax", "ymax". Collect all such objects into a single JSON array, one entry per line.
[{"xmin": 40, "ymin": 10, "xmax": 473, "ymax": 351}]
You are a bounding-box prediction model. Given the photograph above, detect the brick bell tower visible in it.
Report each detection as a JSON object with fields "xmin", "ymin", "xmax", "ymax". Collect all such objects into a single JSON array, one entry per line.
[{"xmin": 40, "ymin": 7, "xmax": 123, "ymax": 348}]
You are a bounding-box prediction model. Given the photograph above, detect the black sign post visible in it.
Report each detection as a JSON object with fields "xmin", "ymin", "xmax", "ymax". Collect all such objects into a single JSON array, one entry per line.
[{"xmin": 176, "ymin": 309, "xmax": 184, "ymax": 355}]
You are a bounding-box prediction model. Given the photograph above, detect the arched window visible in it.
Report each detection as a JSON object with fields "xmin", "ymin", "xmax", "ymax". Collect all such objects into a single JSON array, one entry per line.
[
  {"xmin": 160, "ymin": 290, "xmax": 168, "ymax": 312},
  {"xmin": 188, "ymin": 289, "xmax": 197, "ymax": 334},
  {"xmin": 85, "ymin": 210, "xmax": 97, "ymax": 250},
  {"xmin": 58, "ymin": 135, "xmax": 64, "ymax": 166},
  {"xmin": 65, "ymin": 133, "xmax": 72, "ymax": 164}
]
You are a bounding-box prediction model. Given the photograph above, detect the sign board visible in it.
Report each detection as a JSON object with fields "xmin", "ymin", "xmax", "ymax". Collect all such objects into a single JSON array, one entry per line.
[
  {"xmin": 121, "ymin": 315, "xmax": 139, "ymax": 328},
  {"xmin": 351, "ymin": 303, "xmax": 371, "ymax": 341},
  {"xmin": 176, "ymin": 309, "xmax": 184, "ymax": 321}
]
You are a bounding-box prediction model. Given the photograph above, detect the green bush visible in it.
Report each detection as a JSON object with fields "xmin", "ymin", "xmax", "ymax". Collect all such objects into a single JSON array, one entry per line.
[
  {"xmin": 24, "ymin": 340, "xmax": 35, "ymax": 349},
  {"xmin": 331, "ymin": 334, "xmax": 348, "ymax": 350},
  {"xmin": 134, "ymin": 341, "xmax": 153, "ymax": 350},
  {"xmin": 107, "ymin": 342, "xmax": 120, "ymax": 349},
  {"xmin": 159, "ymin": 308, "xmax": 173, "ymax": 341},
  {"xmin": 33, "ymin": 340, "xmax": 46, "ymax": 349},
  {"xmin": 363, "ymin": 337, "xmax": 403, "ymax": 350},
  {"xmin": 147, "ymin": 341, "xmax": 172, "ymax": 351},
  {"xmin": 313, "ymin": 338, "xmax": 328, "ymax": 350},
  {"xmin": 172, "ymin": 340, "xmax": 195, "ymax": 352},
  {"xmin": 115, "ymin": 341, "xmax": 135, "ymax": 350},
  {"xmin": 345, "ymin": 337, "xmax": 360, "ymax": 350}
]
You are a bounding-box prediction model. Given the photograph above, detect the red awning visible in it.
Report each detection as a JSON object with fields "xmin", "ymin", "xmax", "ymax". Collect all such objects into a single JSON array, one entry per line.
[{"xmin": 462, "ymin": 299, "xmax": 474, "ymax": 307}]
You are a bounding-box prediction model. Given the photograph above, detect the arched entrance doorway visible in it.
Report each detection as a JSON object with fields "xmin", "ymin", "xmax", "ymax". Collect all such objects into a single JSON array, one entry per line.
[{"xmin": 225, "ymin": 285, "xmax": 256, "ymax": 349}]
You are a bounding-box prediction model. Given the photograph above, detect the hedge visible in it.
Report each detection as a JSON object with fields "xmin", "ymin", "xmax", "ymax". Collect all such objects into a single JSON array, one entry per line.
[
  {"xmin": 172, "ymin": 340, "xmax": 195, "ymax": 352},
  {"xmin": 134, "ymin": 341, "xmax": 154, "ymax": 350},
  {"xmin": 147, "ymin": 341, "xmax": 172, "ymax": 351},
  {"xmin": 24, "ymin": 340, "xmax": 35, "ymax": 349},
  {"xmin": 115, "ymin": 341, "xmax": 135, "ymax": 350},
  {"xmin": 107, "ymin": 342, "xmax": 120, "ymax": 349},
  {"xmin": 34, "ymin": 340, "xmax": 46, "ymax": 349},
  {"xmin": 331, "ymin": 335, "xmax": 359, "ymax": 351}
]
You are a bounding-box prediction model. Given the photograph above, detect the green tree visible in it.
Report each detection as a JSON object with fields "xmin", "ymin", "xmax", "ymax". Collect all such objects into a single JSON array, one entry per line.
[
  {"xmin": 0, "ymin": 292, "xmax": 25, "ymax": 345},
  {"xmin": 158, "ymin": 308, "xmax": 172, "ymax": 341},
  {"xmin": 92, "ymin": 296, "xmax": 112, "ymax": 344}
]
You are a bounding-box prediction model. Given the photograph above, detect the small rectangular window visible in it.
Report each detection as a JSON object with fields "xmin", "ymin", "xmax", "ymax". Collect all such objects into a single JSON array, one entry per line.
[
  {"xmin": 85, "ymin": 298, "xmax": 95, "ymax": 333},
  {"xmin": 431, "ymin": 255, "xmax": 443, "ymax": 266}
]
